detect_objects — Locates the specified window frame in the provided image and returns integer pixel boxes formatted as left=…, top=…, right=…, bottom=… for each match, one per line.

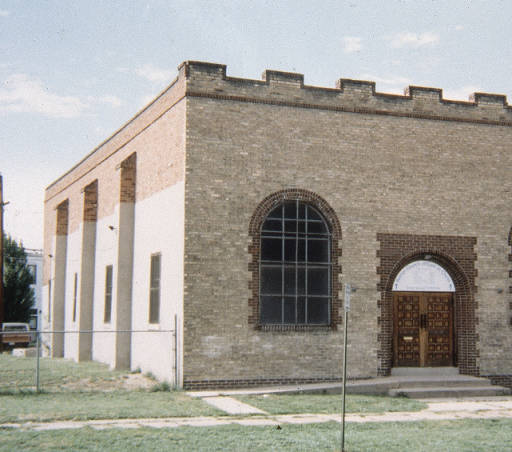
left=259, top=200, right=332, bottom=326
left=72, top=272, right=78, bottom=323
left=104, top=265, right=113, bottom=324
left=27, top=264, right=37, bottom=284
left=248, top=189, right=342, bottom=331
left=149, top=253, right=161, bottom=324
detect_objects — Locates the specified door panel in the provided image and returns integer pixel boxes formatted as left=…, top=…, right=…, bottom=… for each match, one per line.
left=425, top=294, right=453, bottom=366
left=393, top=292, right=453, bottom=367
left=394, top=294, right=421, bottom=366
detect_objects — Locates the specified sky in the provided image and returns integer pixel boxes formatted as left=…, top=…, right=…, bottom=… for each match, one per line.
left=1, top=0, right=511, bottom=249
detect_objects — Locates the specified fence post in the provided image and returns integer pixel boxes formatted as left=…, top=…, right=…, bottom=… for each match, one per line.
left=36, top=330, right=41, bottom=392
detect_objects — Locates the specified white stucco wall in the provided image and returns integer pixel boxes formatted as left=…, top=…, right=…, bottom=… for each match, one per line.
left=91, top=211, right=118, bottom=367
left=130, top=182, right=185, bottom=383
left=63, top=227, right=81, bottom=361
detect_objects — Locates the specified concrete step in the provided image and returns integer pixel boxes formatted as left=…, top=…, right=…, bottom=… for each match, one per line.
left=391, top=367, right=459, bottom=377
left=344, top=374, right=494, bottom=396
left=190, top=374, right=511, bottom=400
left=389, top=385, right=511, bottom=399
left=384, top=375, right=493, bottom=389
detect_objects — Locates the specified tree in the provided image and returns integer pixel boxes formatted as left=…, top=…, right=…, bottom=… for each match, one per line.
left=2, top=235, right=34, bottom=323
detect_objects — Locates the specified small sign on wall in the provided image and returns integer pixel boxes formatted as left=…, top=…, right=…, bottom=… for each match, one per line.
left=344, top=283, right=351, bottom=312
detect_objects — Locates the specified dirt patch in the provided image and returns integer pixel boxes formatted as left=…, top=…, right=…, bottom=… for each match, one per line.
left=59, top=373, right=156, bottom=392
left=121, top=373, right=155, bottom=390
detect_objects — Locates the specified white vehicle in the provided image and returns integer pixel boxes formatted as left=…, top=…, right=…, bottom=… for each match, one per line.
left=1, top=323, right=33, bottom=348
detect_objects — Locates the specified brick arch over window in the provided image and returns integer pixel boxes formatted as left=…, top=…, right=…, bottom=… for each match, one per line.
left=377, top=234, right=478, bottom=376
left=249, top=189, right=342, bottom=330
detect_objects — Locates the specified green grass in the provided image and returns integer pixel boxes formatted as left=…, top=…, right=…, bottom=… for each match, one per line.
left=0, top=353, right=221, bottom=421
left=0, top=391, right=222, bottom=423
left=234, top=393, right=427, bottom=415
left=1, top=419, right=511, bottom=451
left=0, top=354, right=129, bottom=393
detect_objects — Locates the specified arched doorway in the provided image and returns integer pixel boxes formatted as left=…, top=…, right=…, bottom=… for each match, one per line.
left=377, top=233, right=478, bottom=376
left=392, top=260, right=455, bottom=367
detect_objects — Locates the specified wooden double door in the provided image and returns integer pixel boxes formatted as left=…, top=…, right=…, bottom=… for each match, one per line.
left=393, top=292, right=454, bottom=367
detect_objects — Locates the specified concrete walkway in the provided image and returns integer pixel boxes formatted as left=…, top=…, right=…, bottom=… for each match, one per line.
left=201, top=396, right=268, bottom=415
left=2, top=396, right=512, bottom=431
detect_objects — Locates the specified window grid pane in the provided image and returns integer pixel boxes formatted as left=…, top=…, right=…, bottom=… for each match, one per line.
left=260, top=200, right=331, bottom=325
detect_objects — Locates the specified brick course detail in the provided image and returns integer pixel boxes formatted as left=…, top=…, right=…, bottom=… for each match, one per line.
left=184, top=376, right=341, bottom=390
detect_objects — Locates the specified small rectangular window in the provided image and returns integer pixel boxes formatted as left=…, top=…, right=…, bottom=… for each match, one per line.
left=48, top=280, right=52, bottom=322
left=27, top=264, right=37, bottom=284
left=72, top=273, right=78, bottom=322
left=149, top=254, right=161, bottom=324
left=104, top=265, right=113, bottom=323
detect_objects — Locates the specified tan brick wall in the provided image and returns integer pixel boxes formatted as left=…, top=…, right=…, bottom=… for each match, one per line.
left=43, top=60, right=512, bottom=386
left=182, top=63, right=512, bottom=384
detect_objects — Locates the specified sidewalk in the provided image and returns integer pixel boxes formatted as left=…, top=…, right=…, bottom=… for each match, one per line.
left=2, top=396, right=512, bottom=431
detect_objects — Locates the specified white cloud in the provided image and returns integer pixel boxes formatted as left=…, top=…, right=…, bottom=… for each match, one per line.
left=443, top=85, right=481, bottom=101
left=0, top=74, right=87, bottom=118
left=135, top=64, right=174, bottom=83
left=0, top=74, right=124, bottom=118
left=101, top=95, right=122, bottom=107
left=359, top=73, right=411, bottom=94
left=389, top=32, right=440, bottom=48
left=0, top=10, right=10, bottom=17
left=342, top=36, right=362, bottom=53
left=90, top=95, right=123, bottom=108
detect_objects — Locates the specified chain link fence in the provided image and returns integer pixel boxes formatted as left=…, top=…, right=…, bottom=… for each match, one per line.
left=0, top=328, right=176, bottom=393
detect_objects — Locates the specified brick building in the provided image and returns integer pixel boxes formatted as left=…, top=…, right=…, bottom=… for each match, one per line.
left=42, top=61, right=512, bottom=389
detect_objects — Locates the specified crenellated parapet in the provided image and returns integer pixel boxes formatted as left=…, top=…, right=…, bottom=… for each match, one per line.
left=180, top=60, right=512, bottom=125
left=46, top=59, right=512, bottom=199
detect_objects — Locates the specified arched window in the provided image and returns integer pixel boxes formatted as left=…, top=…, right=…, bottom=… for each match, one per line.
left=259, top=200, right=331, bottom=325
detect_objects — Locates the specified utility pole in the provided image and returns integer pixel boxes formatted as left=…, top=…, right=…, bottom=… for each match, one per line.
left=341, top=283, right=351, bottom=452
left=0, top=174, right=9, bottom=333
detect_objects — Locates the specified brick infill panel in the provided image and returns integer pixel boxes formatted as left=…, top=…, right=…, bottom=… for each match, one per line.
left=83, top=180, right=98, bottom=222
left=56, top=200, right=69, bottom=236
left=120, top=153, right=137, bottom=203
